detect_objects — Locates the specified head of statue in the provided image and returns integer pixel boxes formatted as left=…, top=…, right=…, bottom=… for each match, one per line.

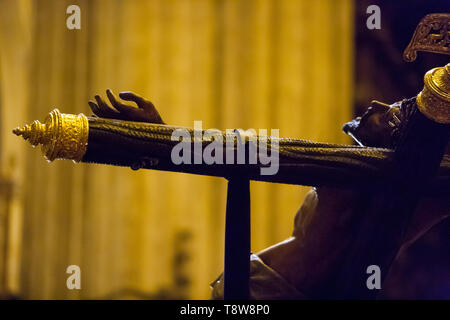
left=343, top=98, right=450, bottom=154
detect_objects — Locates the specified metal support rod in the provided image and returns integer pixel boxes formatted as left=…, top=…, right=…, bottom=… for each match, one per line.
left=223, top=177, right=251, bottom=300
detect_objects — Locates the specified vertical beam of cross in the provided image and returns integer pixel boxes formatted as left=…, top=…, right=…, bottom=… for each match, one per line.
left=223, top=177, right=251, bottom=300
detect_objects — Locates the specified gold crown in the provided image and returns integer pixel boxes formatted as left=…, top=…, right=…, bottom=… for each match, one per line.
left=12, top=109, right=89, bottom=162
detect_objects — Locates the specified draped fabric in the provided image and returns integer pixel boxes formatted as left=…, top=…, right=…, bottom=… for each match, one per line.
left=0, top=0, right=353, bottom=299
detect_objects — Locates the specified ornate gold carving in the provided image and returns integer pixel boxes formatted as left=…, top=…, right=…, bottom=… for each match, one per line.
left=403, top=13, right=450, bottom=62
left=12, top=109, right=89, bottom=162
left=417, top=63, right=450, bottom=124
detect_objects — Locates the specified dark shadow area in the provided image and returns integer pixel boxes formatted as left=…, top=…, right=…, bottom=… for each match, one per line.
left=355, top=0, right=450, bottom=299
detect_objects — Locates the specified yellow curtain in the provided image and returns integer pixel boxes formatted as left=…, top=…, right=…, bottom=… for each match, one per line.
left=0, top=0, right=353, bottom=299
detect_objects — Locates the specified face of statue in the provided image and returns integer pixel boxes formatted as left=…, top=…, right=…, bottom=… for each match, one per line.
left=343, top=101, right=402, bottom=148
left=344, top=100, right=450, bottom=154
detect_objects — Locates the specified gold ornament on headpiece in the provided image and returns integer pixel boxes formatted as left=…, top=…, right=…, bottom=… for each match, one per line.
left=416, top=63, right=450, bottom=124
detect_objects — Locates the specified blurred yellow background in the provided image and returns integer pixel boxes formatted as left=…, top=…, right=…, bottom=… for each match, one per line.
left=0, top=0, right=352, bottom=299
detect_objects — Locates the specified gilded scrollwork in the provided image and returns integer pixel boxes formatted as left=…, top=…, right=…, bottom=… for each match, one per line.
left=403, top=13, right=450, bottom=62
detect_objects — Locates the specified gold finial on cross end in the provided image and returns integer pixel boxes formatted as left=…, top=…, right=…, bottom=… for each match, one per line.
left=13, top=109, right=89, bottom=162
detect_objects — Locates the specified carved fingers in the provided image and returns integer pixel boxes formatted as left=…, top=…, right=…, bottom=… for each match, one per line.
left=88, top=89, right=164, bottom=124
left=88, top=94, right=119, bottom=119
